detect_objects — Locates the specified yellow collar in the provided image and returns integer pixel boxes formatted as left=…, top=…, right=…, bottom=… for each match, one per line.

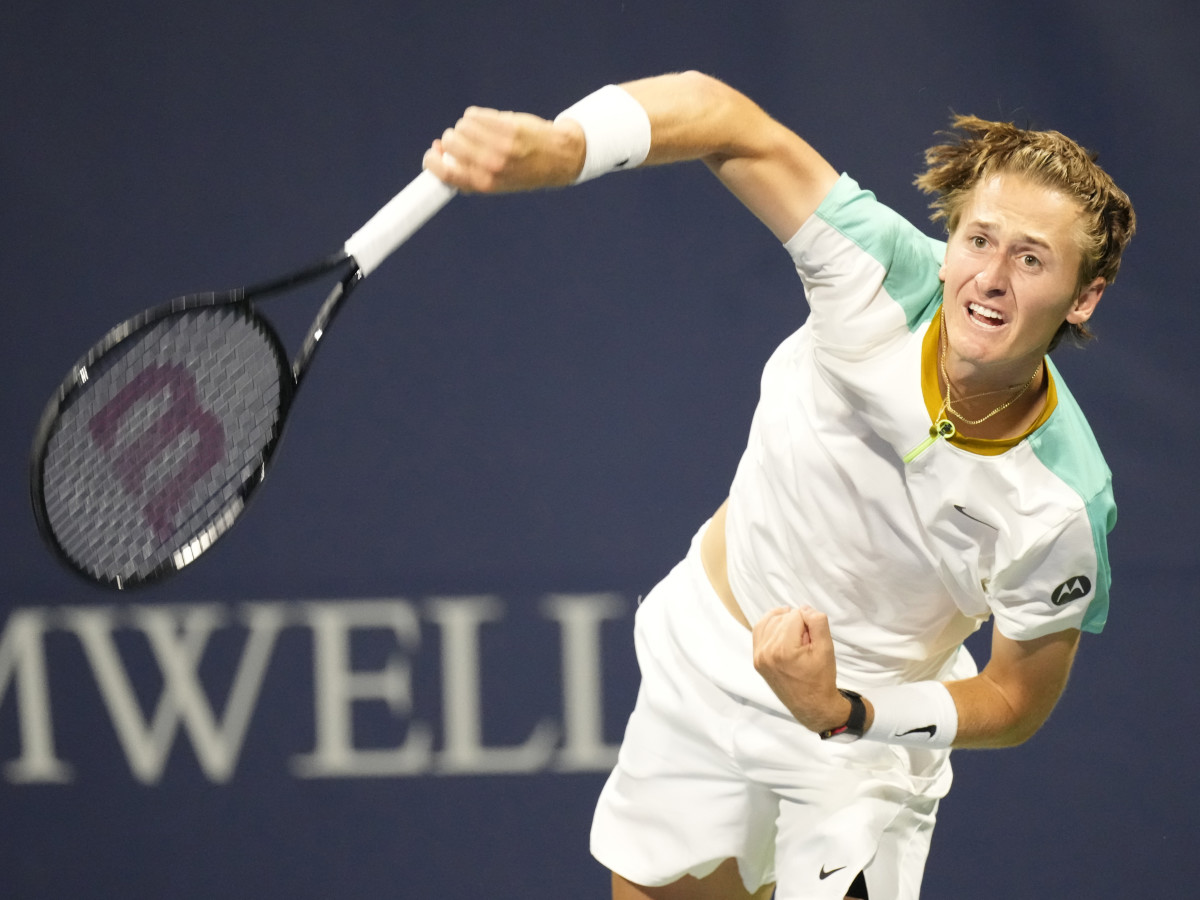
left=920, top=306, right=1056, bottom=456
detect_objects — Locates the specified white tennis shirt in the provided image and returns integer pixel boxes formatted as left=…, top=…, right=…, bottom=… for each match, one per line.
left=724, top=175, right=1115, bottom=689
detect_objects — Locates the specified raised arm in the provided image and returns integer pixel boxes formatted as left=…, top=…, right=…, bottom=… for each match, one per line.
left=423, top=71, right=839, bottom=241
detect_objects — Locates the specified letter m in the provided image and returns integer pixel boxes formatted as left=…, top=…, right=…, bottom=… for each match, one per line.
left=0, top=607, right=72, bottom=783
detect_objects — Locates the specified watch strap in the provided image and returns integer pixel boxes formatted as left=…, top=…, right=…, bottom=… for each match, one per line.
left=819, top=689, right=866, bottom=742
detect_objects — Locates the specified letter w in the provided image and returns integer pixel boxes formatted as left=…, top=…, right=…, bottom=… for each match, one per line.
left=66, top=604, right=283, bottom=784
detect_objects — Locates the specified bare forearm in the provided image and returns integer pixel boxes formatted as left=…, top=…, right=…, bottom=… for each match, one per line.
left=426, top=72, right=837, bottom=240
left=851, top=676, right=1049, bottom=750
left=617, top=72, right=772, bottom=166
left=941, top=627, right=1080, bottom=748
left=822, top=669, right=1064, bottom=750
left=622, top=72, right=838, bottom=238
left=941, top=676, right=1038, bottom=748
left=946, top=665, right=1073, bottom=748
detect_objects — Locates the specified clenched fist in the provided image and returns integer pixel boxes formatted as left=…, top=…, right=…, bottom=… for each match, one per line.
left=751, top=606, right=850, bottom=734
left=423, top=107, right=585, bottom=194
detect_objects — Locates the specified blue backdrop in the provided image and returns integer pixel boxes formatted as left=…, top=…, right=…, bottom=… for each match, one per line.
left=3, top=2, right=1197, bottom=897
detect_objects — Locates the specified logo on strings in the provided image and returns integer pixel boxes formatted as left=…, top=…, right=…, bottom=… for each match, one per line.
left=89, top=364, right=225, bottom=541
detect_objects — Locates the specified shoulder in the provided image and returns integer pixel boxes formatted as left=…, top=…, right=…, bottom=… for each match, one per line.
left=1027, top=362, right=1114, bottom=511
left=998, top=371, right=1115, bottom=636
left=788, top=176, right=943, bottom=256
left=784, top=174, right=947, bottom=329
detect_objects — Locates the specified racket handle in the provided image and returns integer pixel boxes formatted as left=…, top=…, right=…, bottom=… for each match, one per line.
left=345, top=170, right=457, bottom=277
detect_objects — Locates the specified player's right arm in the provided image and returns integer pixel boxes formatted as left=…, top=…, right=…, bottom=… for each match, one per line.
left=424, top=71, right=839, bottom=241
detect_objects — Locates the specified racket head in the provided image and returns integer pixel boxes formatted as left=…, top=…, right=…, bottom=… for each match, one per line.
left=31, top=293, right=296, bottom=589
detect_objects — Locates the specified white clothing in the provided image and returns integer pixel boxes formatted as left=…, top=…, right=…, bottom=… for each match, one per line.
left=591, top=527, right=959, bottom=900
left=591, top=173, right=1116, bottom=897
left=725, top=175, right=1115, bottom=690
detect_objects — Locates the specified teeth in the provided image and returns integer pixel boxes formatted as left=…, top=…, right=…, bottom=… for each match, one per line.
left=969, top=302, right=1004, bottom=324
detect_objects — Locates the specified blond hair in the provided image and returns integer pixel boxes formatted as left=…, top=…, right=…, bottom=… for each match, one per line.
left=915, top=115, right=1136, bottom=347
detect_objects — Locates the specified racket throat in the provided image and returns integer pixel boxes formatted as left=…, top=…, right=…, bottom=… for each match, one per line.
left=293, top=269, right=363, bottom=385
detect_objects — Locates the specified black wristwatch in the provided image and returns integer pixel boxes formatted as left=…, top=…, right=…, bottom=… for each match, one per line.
left=819, top=689, right=866, bottom=743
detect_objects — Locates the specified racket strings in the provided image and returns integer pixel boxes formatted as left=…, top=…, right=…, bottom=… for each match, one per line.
left=39, top=306, right=288, bottom=584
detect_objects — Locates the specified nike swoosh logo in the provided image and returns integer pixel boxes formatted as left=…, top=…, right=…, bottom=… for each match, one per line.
left=954, top=504, right=998, bottom=530
left=819, top=865, right=846, bottom=880
left=897, top=724, right=937, bottom=738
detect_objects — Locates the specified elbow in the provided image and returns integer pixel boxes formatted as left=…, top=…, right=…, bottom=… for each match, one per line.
left=675, top=69, right=726, bottom=95
left=991, top=677, right=1064, bottom=748
left=956, top=708, right=1049, bottom=750
left=676, top=70, right=744, bottom=130
left=989, top=716, right=1046, bottom=748
left=988, top=690, right=1062, bottom=748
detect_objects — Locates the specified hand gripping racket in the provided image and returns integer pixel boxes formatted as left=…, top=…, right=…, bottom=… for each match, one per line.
left=30, top=170, right=456, bottom=589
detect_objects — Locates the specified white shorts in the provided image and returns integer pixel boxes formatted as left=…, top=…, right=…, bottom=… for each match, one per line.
left=590, top=527, right=955, bottom=900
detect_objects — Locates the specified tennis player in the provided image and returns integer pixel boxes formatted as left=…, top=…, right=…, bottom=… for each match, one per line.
left=423, top=72, right=1135, bottom=900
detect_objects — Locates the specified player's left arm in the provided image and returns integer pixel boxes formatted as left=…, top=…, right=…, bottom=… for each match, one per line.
left=752, top=607, right=1081, bottom=748
left=942, top=626, right=1081, bottom=748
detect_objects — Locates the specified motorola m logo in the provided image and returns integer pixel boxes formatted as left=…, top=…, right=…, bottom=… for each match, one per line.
left=1051, top=576, right=1092, bottom=606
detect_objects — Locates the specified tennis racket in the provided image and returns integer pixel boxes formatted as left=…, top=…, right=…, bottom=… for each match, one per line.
left=30, top=169, right=456, bottom=590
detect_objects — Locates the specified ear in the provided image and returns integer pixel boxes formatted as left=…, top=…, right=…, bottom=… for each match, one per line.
left=1066, top=276, right=1105, bottom=325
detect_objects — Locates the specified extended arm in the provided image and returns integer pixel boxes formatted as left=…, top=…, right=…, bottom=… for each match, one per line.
left=423, top=71, right=839, bottom=241
left=752, top=607, right=1080, bottom=749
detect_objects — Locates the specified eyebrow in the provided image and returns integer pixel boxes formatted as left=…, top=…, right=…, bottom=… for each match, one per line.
left=966, top=218, right=1055, bottom=252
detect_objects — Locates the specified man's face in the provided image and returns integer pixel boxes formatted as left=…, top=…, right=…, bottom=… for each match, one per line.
left=938, top=172, right=1104, bottom=384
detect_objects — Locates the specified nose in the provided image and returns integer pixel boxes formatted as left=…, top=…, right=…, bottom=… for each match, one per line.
left=974, top=254, right=1009, bottom=296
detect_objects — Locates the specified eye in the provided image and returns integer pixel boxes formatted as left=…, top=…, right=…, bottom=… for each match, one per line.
left=971, top=236, right=988, bottom=249
left=1021, top=254, right=1041, bottom=268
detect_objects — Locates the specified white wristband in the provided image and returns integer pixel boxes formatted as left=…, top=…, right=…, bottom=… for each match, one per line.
left=864, top=682, right=958, bottom=749
left=555, top=85, right=652, bottom=184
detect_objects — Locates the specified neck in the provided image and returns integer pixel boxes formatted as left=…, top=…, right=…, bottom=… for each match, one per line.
left=938, top=312, right=1047, bottom=438
left=940, top=365, right=1047, bottom=438
left=942, top=353, right=1043, bottom=399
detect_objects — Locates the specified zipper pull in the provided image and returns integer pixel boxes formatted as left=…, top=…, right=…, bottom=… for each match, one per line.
left=903, top=419, right=956, bottom=464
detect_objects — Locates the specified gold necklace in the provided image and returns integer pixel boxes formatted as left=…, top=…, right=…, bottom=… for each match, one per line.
left=938, top=308, right=1041, bottom=426
left=903, top=310, right=1043, bottom=464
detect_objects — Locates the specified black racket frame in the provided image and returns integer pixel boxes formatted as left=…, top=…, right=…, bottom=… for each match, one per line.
left=30, top=250, right=362, bottom=589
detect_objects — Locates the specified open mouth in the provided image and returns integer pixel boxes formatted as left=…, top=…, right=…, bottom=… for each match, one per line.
left=967, top=301, right=1006, bottom=328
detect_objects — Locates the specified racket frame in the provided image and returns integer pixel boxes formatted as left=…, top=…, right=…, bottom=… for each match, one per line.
left=30, top=169, right=455, bottom=589
left=29, top=253, right=358, bottom=588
